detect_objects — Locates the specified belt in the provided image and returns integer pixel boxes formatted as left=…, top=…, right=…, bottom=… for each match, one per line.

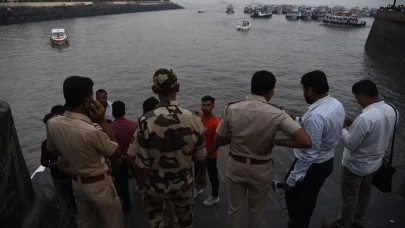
left=72, top=173, right=106, bottom=184
left=231, top=154, right=272, bottom=165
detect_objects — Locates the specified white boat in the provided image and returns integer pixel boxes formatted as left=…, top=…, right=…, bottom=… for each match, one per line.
left=236, top=20, right=252, bottom=31
left=198, top=9, right=205, bottom=13
left=50, top=29, right=68, bottom=45
left=251, top=5, right=273, bottom=18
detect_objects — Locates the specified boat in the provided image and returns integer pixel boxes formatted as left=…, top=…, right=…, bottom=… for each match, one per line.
left=50, top=29, right=68, bottom=45
left=298, top=7, right=311, bottom=19
left=226, top=4, right=234, bottom=14
left=311, top=7, right=327, bottom=20
left=236, top=20, right=252, bottom=31
left=286, top=8, right=298, bottom=19
left=198, top=9, right=205, bottom=13
left=272, top=5, right=282, bottom=14
left=251, top=5, right=272, bottom=18
left=321, top=14, right=366, bottom=27
left=243, top=5, right=253, bottom=14
left=219, top=0, right=226, bottom=4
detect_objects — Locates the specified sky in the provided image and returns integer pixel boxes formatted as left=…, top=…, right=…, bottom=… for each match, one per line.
left=189, top=0, right=405, bottom=8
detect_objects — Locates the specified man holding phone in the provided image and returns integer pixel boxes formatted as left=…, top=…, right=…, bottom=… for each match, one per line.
left=46, top=76, right=124, bottom=228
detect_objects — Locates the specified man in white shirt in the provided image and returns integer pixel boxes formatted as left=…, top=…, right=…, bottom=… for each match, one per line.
left=96, top=89, right=114, bottom=123
left=283, top=70, right=345, bottom=228
left=322, top=80, right=398, bottom=228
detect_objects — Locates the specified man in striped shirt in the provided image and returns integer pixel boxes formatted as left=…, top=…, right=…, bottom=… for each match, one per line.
left=110, top=100, right=138, bottom=213
left=284, top=70, right=345, bottom=228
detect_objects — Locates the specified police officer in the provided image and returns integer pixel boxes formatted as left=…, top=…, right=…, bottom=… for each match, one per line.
left=46, top=76, right=124, bottom=228
left=208, top=70, right=312, bottom=228
left=134, top=68, right=207, bottom=228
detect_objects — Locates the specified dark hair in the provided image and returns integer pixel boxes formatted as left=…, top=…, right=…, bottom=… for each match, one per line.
left=143, top=97, right=159, bottom=114
left=50, top=105, right=65, bottom=114
left=43, top=113, right=56, bottom=124
left=301, top=70, right=329, bottom=94
left=352, top=79, right=379, bottom=97
left=63, top=76, right=94, bottom=110
left=96, top=89, right=107, bottom=95
left=251, top=71, right=276, bottom=96
left=201, top=95, right=215, bottom=104
left=112, top=101, right=125, bottom=118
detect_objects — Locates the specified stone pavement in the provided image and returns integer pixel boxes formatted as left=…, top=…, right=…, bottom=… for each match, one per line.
left=124, top=143, right=405, bottom=228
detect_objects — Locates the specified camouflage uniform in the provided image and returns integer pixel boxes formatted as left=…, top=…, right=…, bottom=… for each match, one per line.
left=135, top=69, right=207, bottom=228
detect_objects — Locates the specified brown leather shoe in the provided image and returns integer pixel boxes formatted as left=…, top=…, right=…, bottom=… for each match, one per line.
left=321, top=218, right=338, bottom=228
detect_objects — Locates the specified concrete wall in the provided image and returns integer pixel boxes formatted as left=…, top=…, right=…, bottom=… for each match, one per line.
left=0, top=101, right=75, bottom=228
left=0, top=2, right=183, bottom=25
left=0, top=101, right=34, bottom=228
left=365, top=11, right=405, bottom=69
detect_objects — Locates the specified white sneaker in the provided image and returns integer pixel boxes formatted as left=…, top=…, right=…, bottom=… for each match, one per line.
left=193, top=187, right=203, bottom=198
left=202, top=195, right=219, bottom=206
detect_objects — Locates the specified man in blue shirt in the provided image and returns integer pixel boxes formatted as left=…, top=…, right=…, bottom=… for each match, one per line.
left=283, top=70, right=345, bottom=228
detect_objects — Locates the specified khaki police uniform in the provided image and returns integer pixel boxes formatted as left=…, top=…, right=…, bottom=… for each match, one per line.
left=135, top=100, right=206, bottom=228
left=216, top=94, right=301, bottom=228
left=46, top=111, right=124, bottom=228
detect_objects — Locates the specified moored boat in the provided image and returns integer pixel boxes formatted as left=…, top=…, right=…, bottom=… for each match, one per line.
left=243, top=5, right=253, bottom=14
left=321, top=14, right=366, bottom=27
left=236, top=20, right=252, bottom=31
left=50, top=29, right=68, bottom=45
left=251, top=5, right=272, bottom=18
left=286, top=9, right=298, bottom=20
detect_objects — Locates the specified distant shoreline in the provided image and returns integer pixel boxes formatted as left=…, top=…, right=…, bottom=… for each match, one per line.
left=0, top=2, right=184, bottom=25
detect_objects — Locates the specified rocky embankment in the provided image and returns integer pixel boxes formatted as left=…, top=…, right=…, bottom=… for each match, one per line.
left=0, top=3, right=184, bottom=25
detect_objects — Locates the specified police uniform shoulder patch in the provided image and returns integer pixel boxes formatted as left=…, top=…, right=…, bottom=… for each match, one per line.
left=91, top=123, right=103, bottom=131
left=268, top=103, right=285, bottom=111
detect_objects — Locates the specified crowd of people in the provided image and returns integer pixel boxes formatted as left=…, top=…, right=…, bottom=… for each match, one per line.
left=381, top=4, right=405, bottom=12
left=41, top=68, right=398, bottom=228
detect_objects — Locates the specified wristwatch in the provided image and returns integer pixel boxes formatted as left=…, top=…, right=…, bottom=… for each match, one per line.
left=136, top=186, right=145, bottom=195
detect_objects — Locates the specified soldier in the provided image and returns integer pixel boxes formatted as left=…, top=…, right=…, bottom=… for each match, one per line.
left=208, top=70, right=312, bottom=228
left=134, top=68, right=207, bottom=228
left=46, top=76, right=124, bottom=228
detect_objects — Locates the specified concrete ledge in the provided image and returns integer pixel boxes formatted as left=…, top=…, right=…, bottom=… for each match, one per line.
left=376, top=10, right=405, bottom=22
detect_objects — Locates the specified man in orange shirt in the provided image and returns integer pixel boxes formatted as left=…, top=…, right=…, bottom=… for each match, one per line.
left=196, top=95, right=220, bottom=206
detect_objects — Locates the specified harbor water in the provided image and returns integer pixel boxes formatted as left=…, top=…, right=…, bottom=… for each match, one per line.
left=0, top=4, right=404, bottom=174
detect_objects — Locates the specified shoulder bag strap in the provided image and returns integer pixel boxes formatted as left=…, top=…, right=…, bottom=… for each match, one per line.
left=387, top=104, right=398, bottom=166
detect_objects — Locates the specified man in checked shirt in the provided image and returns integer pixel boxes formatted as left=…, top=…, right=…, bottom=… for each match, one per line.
left=283, top=70, right=345, bottom=228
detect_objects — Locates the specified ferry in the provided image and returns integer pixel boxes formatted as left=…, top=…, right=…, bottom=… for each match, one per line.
left=321, top=14, right=366, bottom=27
left=243, top=5, right=253, bottom=14
left=251, top=5, right=273, bottom=18
left=311, top=7, right=327, bottom=20
left=50, top=29, right=68, bottom=45
left=286, top=9, right=298, bottom=20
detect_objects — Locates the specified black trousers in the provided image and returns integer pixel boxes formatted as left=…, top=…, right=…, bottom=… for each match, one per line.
left=285, top=158, right=334, bottom=228
left=195, top=157, right=220, bottom=198
left=113, top=163, right=131, bottom=211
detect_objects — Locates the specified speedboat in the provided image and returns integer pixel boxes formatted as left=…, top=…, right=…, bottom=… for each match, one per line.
left=50, top=29, right=68, bottom=45
left=237, top=20, right=252, bottom=31
left=198, top=9, right=205, bottom=13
